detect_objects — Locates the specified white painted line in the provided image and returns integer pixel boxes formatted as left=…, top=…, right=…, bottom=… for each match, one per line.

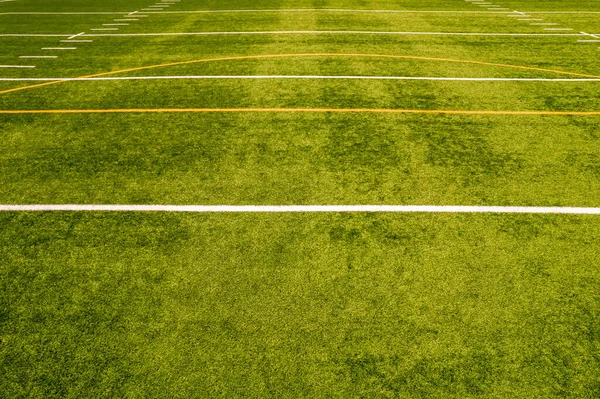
left=581, top=32, right=600, bottom=39
left=2, top=75, right=600, bottom=82
left=60, top=39, right=92, bottom=42
left=114, top=18, right=138, bottom=21
left=518, top=18, right=543, bottom=21
left=129, top=11, right=138, bottom=15
left=67, top=32, right=85, bottom=39
left=2, top=10, right=600, bottom=15
left=120, top=9, right=533, bottom=14
left=544, top=28, right=573, bottom=31
left=0, top=65, right=35, bottom=68
left=81, top=30, right=586, bottom=37
left=0, top=34, right=72, bottom=37
left=0, top=12, right=128, bottom=15
left=578, top=40, right=600, bottom=43
left=530, top=23, right=557, bottom=25
left=19, top=55, right=57, bottom=59
left=2, top=204, right=600, bottom=214
left=90, top=28, right=119, bottom=31
left=41, top=47, right=76, bottom=50
left=103, top=23, right=129, bottom=26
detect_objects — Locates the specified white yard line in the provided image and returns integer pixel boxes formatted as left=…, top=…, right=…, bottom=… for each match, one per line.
left=41, top=47, right=76, bottom=50
left=2, top=10, right=600, bottom=15
left=19, top=55, right=57, bottom=59
left=0, top=34, right=72, bottom=37
left=79, top=30, right=586, bottom=37
left=1, top=75, right=600, bottom=82
left=67, top=32, right=85, bottom=39
left=0, top=65, right=35, bottom=68
left=1, top=204, right=599, bottom=214
left=60, top=39, right=92, bottom=43
left=2, top=31, right=581, bottom=38
left=0, top=12, right=129, bottom=15
left=138, top=9, right=510, bottom=14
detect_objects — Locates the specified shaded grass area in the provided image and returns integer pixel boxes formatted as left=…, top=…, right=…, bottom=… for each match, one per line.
left=1, top=113, right=600, bottom=206
left=1, top=212, right=600, bottom=398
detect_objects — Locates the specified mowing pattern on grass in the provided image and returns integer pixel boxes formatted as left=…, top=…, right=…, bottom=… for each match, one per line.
left=1, top=1, right=600, bottom=398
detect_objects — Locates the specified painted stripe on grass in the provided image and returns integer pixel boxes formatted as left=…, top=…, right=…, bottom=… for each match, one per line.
left=2, top=53, right=598, bottom=97
left=0, top=31, right=583, bottom=38
left=134, top=9, right=529, bottom=14
left=1, top=204, right=599, bottom=214
left=0, top=65, right=34, bottom=68
left=81, top=30, right=585, bottom=37
left=19, top=55, right=57, bottom=59
left=1, top=108, right=599, bottom=116
left=1, top=75, right=600, bottom=82
left=3, top=10, right=600, bottom=15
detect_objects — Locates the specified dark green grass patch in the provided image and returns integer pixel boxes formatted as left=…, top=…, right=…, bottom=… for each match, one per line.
left=1, top=212, right=600, bottom=398
left=1, top=113, right=599, bottom=206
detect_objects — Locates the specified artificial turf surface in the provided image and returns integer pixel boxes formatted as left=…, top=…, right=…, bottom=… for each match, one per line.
left=1, top=0, right=600, bottom=397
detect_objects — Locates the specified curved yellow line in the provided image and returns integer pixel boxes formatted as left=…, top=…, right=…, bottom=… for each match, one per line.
left=1, top=53, right=599, bottom=96
left=1, top=108, right=599, bottom=116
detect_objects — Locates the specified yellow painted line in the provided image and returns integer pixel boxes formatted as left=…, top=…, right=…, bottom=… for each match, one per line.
left=1, top=108, right=599, bottom=116
left=1, top=53, right=600, bottom=96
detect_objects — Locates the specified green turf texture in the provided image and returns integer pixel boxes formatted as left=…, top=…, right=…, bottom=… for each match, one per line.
left=1, top=0, right=600, bottom=398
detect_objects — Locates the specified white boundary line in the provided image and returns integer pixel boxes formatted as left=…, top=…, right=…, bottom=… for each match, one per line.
left=2, top=10, right=600, bottom=15
left=1, top=204, right=599, bottom=214
left=0, top=65, right=35, bottom=68
left=0, top=31, right=585, bottom=38
left=1, top=75, right=599, bottom=82
left=80, top=30, right=585, bottom=37
left=0, top=10, right=532, bottom=15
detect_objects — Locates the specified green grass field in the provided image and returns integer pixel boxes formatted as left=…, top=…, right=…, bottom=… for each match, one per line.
left=1, top=0, right=600, bottom=397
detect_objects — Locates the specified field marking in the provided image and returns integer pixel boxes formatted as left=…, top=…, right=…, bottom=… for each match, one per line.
left=0, top=34, right=72, bottom=37
left=80, top=30, right=586, bottom=37
left=2, top=52, right=599, bottom=97
left=60, top=40, right=92, bottom=43
left=19, top=56, right=57, bottom=59
left=41, top=47, right=76, bottom=50
left=0, top=31, right=584, bottom=38
left=0, top=12, right=128, bottom=15
left=1, top=108, right=599, bottom=116
left=67, top=32, right=85, bottom=39
left=1, top=75, right=600, bottom=82
left=1, top=204, right=599, bottom=214
left=2, top=10, right=600, bottom=15
left=0, top=65, right=34, bottom=68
